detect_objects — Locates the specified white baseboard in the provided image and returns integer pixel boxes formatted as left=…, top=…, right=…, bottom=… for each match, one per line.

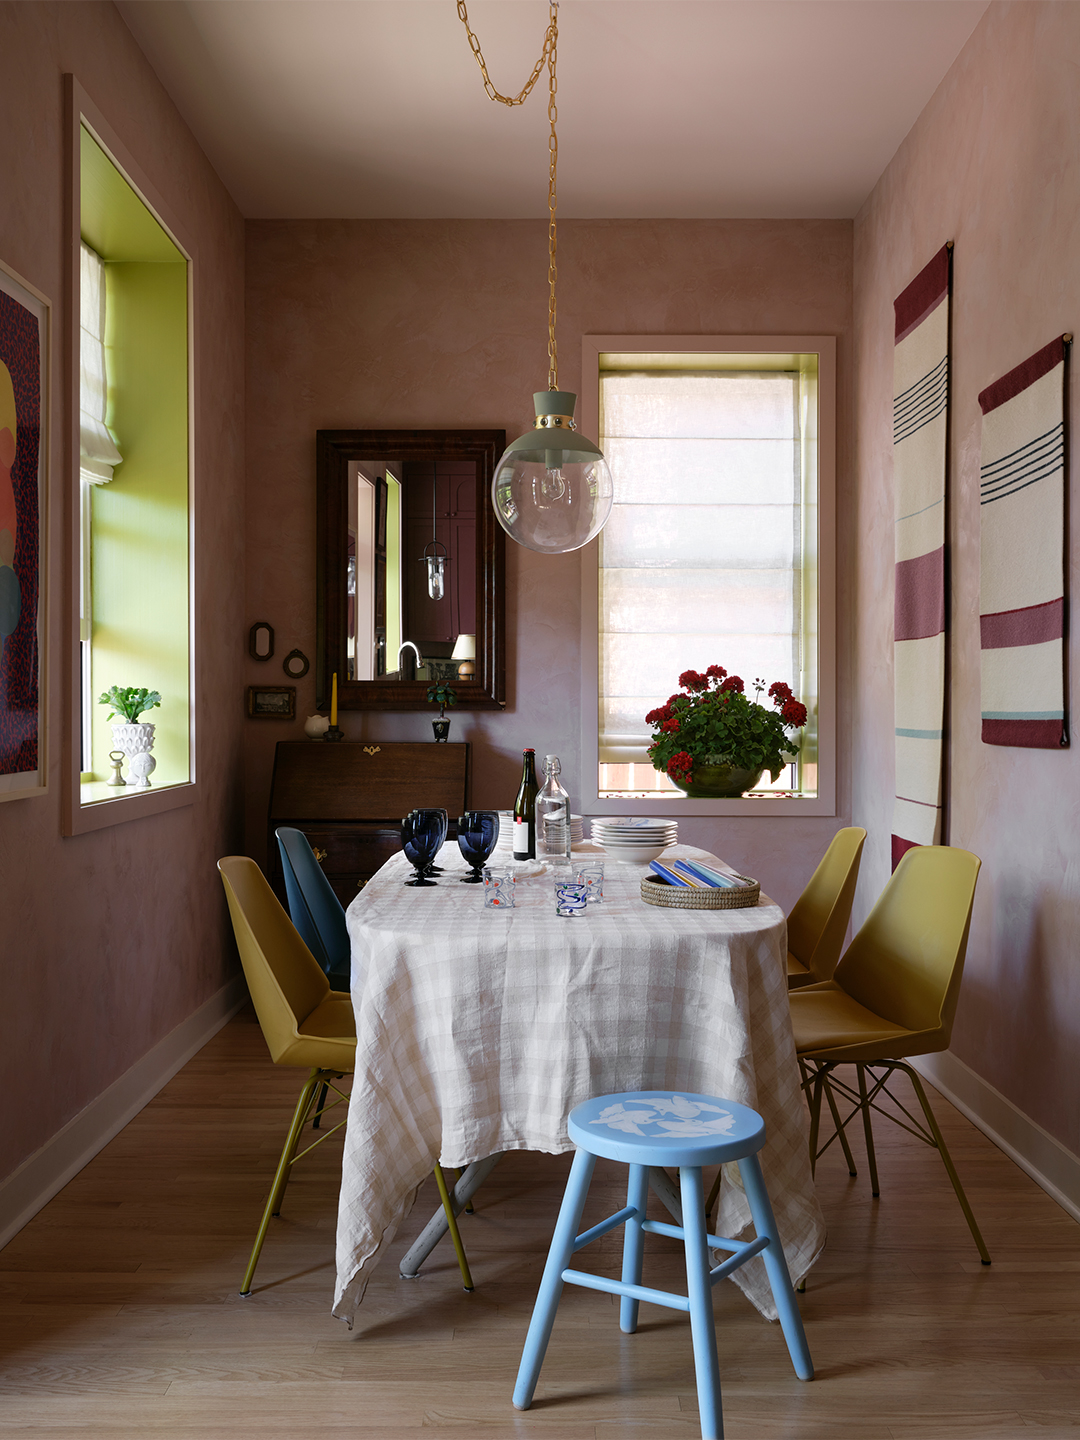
left=0, top=974, right=248, bottom=1251
left=912, top=1050, right=1080, bottom=1224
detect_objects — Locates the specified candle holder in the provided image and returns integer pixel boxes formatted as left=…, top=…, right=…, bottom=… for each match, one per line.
left=323, top=726, right=345, bottom=742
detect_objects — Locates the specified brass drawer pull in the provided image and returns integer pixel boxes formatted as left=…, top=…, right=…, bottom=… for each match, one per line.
left=312, top=846, right=328, bottom=864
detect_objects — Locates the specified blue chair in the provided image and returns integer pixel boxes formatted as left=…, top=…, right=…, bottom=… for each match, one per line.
left=513, top=1091, right=813, bottom=1439
left=275, top=827, right=351, bottom=993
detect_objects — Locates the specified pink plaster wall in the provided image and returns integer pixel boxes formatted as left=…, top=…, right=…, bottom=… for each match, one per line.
left=244, top=217, right=854, bottom=908
left=0, top=3, right=246, bottom=1184
left=852, top=2, right=1080, bottom=1151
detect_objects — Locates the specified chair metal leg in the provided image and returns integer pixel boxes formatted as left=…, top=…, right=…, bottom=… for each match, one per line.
left=399, top=1155, right=502, bottom=1278
left=806, top=1065, right=825, bottom=1178
left=312, top=1081, right=330, bottom=1130
left=856, top=1064, right=880, bottom=1196
left=704, top=1166, right=723, bottom=1221
left=240, top=1068, right=325, bottom=1296
left=680, top=1166, right=724, bottom=1440
left=737, top=1154, right=814, bottom=1380
left=897, top=1063, right=991, bottom=1266
left=433, top=1163, right=475, bottom=1291
left=513, top=1149, right=597, bottom=1412
left=820, top=1067, right=859, bottom=1177
left=619, top=1163, right=649, bottom=1334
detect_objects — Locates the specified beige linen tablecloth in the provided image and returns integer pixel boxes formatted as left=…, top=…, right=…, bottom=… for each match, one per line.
left=333, top=846, right=825, bottom=1326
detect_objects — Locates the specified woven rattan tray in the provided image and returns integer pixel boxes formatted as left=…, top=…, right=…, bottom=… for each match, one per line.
left=640, top=873, right=760, bottom=910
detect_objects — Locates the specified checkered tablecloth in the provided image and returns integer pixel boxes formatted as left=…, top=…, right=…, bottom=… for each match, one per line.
left=333, top=846, right=825, bottom=1325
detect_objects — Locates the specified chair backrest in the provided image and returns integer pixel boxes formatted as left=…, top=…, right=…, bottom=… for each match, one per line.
left=835, top=845, right=981, bottom=1040
left=217, top=856, right=331, bottom=1063
left=787, top=827, right=867, bottom=984
left=275, top=827, right=351, bottom=977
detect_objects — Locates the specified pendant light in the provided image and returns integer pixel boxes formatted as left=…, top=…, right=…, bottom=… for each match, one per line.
left=422, top=469, right=448, bottom=599
left=458, top=0, right=614, bottom=555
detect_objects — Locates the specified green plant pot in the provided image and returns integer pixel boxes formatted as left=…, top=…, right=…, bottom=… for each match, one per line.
left=669, top=762, right=764, bottom=799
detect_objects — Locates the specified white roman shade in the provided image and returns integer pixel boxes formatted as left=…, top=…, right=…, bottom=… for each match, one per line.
left=80, top=242, right=122, bottom=486
left=598, top=368, right=806, bottom=767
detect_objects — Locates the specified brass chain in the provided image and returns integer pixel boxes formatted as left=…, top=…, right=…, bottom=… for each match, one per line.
left=457, top=1, right=561, bottom=391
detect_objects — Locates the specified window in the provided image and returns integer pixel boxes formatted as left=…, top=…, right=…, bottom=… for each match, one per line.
left=67, top=90, right=195, bottom=830
left=579, top=337, right=836, bottom=817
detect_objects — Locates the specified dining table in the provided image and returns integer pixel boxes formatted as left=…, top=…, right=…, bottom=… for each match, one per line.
left=332, top=843, right=825, bottom=1328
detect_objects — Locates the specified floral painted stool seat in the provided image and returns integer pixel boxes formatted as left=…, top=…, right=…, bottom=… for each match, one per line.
left=512, top=1091, right=814, bottom=1440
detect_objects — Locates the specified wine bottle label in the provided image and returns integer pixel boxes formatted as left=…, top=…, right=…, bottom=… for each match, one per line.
left=513, top=817, right=532, bottom=858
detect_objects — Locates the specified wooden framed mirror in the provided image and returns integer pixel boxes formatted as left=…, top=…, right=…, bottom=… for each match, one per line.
left=316, top=429, right=506, bottom=711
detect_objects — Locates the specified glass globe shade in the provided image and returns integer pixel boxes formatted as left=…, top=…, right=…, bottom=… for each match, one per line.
left=491, top=392, right=614, bottom=555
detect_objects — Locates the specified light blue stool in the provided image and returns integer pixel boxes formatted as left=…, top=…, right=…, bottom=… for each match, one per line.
left=513, top=1091, right=813, bottom=1439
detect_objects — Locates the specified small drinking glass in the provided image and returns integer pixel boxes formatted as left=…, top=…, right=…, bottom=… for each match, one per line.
left=554, top=878, right=588, bottom=917
left=573, top=861, right=605, bottom=903
left=458, top=811, right=500, bottom=883
left=483, top=866, right=516, bottom=908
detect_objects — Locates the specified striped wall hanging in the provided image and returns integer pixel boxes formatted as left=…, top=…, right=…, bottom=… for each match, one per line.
left=978, top=337, right=1069, bottom=749
left=891, top=245, right=951, bottom=870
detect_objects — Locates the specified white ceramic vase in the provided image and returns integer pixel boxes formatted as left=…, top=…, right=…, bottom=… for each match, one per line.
left=111, top=722, right=156, bottom=786
left=304, top=714, right=330, bottom=740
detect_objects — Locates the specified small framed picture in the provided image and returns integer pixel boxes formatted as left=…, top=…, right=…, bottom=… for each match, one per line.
left=247, top=685, right=296, bottom=719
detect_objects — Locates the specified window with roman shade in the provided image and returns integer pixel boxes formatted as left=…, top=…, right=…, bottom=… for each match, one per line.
left=596, top=353, right=819, bottom=800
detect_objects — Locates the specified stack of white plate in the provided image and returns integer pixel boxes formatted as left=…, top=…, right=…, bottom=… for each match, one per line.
left=591, top=817, right=678, bottom=865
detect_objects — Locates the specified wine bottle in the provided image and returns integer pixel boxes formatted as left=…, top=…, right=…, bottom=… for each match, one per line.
left=513, top=748, right=539, bottom=860
left=536, top=754, right=571, bottom=865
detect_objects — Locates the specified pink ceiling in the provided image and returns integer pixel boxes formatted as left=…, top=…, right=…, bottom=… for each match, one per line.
left=117, top=0, right=990, bottom=219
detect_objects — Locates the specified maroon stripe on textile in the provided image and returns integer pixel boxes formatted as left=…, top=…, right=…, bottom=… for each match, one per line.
left=891, top=834, right=921, bottom=871
left=980, top=597, right=1064, bottom=650
left=895, top=547, right=945, bottom=641
left=894, top=246, right=950, bottom=344
left=979, top=337, right=1065, bottom=414
left=982, top=717, right=1064, bottom=748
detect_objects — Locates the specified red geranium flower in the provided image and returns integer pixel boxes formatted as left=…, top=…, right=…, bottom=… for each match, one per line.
left=661, top=717, right=680, bottom=733
left=645, top=704, right=673, bottom=726
left=719, top=675, right=744, bottom=693
left=678, top=669, right=709, bottom=693
left=705, top=664, right=727, bottom=680
left=769, top=681, right=793, bottom=703
left=781, top=699, right=808, bottom=728
left=667, top=751, right=694, bottom=782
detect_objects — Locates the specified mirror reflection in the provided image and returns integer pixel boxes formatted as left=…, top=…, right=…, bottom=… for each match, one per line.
left=346, top=457, right=477, bottom=685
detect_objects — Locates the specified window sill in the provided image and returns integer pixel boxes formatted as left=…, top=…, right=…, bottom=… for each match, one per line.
left=580, top=794, right=835, bottom=818
left=66, top=779, right=196, bottom=835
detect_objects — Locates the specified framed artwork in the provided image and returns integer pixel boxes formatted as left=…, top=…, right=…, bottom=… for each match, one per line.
left=247, top=685, right=296, bottom=719
left=0, top=258, right=48, bottom=802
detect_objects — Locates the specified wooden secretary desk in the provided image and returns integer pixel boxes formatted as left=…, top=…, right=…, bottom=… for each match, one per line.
left=267, top=741, right=469, bottom=908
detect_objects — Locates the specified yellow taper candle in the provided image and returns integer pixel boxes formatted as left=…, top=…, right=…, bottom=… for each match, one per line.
left=330, top=672, right=338, bottom=727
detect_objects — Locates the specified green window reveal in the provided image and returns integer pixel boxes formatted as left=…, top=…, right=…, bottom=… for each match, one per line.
left=79, top=126, right=191, bottom=800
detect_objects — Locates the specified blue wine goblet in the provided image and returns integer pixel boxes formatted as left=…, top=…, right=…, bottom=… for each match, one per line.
left=457, top=811, right=500, bottom=883
left=401, top=812, right=440, bottom=887
left=415, top=807, right=448, bottom=875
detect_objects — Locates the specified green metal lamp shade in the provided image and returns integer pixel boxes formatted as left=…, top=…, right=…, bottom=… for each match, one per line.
left=492, top=391, right=614, bottom=554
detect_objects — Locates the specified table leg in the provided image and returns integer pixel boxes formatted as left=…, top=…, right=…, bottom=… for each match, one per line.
left=399, top=1154, right=503, bottom=1278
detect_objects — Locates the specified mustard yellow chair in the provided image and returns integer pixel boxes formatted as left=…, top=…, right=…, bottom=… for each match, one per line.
left=787, top=826, right=867, bottom=990
left=218, top=856, right=474, bottom=1296
left=789, top=844, right=990, bottom=1265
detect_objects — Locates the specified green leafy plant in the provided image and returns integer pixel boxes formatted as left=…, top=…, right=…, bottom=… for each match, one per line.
left=98, top=685, right=162, bottom=724
left=646, top=666, right=807, bottom=785
left=426, top=683, right=457, bottom=718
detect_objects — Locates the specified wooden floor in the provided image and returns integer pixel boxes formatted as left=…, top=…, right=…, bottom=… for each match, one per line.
left=2, top=1007, right=1079, bottom=1439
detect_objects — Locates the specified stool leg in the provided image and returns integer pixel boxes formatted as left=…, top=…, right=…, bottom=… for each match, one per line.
left=513, top=1149, right=596, bottom=1412
left=620, top=1163, right=649, bottom=1334
left=736, top=1154, right=814, bottom=1381
left=679, top=1166, right=724, bottom=1440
